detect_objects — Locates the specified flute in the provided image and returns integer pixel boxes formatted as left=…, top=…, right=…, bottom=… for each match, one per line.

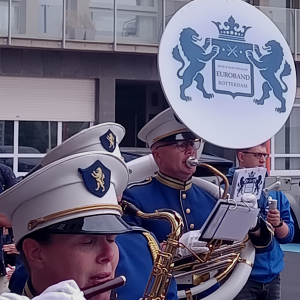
left=82, top=276, right=126, bottom=299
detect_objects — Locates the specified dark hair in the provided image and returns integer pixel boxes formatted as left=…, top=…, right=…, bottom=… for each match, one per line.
left=17, top=228, right=53, bottom=274
left=17, top=228, right=53, bottom=252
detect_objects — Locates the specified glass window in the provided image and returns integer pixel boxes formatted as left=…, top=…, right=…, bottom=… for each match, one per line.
left=275, top=157, right=300, bottom=170
left=18, top=157, right=42, bottom=173
left=274, top=107, right=300, bottom=154
left=246, top=0, right=292, bottom=7
left=19, top=121, right=57, bottom=154
left=1, top=0, right=26, bottom=36
left=0, top=158, right=13, bottom=169
left=165, top=0, right=191, bottom=26
left=0, top=121, right=14, bottom=153
left=90, top=0, right=114, bottom=42
left=39, top=0, right=63, bottom=39
left=62, top=122, right=90, bottom=141
left=116, top=0, right=162, bottom=44
left=0, top=0, right=8, bottom=36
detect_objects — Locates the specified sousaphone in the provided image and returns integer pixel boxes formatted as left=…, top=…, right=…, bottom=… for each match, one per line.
left=128, top=0, right=296, bottom=299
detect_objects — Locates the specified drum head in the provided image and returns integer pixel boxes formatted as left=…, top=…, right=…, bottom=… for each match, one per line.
left=158, top=0, right=296, bottom=149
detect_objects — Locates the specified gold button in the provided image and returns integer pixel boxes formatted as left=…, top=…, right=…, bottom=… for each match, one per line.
left=182, top=194, right=187, bottom=199
left=190, top=224, right=195, bottom=229
left=186, top=208, right=191, bottom=214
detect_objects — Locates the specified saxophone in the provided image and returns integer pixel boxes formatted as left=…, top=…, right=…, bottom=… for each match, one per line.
left=121, top=200, right=184, bottom=300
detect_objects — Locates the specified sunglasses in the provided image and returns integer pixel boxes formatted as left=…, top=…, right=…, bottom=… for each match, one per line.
left=155, top=139, right=201, bottom=152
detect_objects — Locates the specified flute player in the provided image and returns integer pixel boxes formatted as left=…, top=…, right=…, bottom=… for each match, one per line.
left=0, top=151, right=131, bottom=300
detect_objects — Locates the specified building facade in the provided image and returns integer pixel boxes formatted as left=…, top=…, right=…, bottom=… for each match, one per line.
left=0, top=0, right=299, bottom=180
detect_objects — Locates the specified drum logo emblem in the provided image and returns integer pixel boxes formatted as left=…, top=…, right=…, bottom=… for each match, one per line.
left=172, top=16, right=291, bottom=113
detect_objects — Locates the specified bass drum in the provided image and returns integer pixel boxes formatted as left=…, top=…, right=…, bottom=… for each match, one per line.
left=126, top=154, right=255, bottom=300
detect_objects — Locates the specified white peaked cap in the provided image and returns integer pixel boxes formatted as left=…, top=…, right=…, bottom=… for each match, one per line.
left=41, top=123, right=125, bottom=167
left=0, top=152, right=131, bottom=245
left=138, top=108, right=191, bottom=147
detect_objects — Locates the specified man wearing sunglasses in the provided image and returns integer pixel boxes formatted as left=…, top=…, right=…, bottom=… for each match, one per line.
left=226, top=143, right=294, bottom=300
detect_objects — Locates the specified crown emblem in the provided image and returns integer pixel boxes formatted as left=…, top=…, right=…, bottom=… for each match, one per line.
left=212, top=16, right=251, bottom=42
left=248, top=171, right=256, bottom=178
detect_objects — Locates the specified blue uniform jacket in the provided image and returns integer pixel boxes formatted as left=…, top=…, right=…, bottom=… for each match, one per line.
left=0, top=163, right=18, bottom=276
left=116, top=228, right=178, bottom=300
left=9, top=229, right=178, bottom=300
left=227, top=167, right=294, bottom=283
left=122, top=172, right=217, bottom=243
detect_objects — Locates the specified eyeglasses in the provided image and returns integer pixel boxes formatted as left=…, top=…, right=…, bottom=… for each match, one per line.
left=243, top=152, right=269, bottom=159
left=155, top=139, right=201, bottom=152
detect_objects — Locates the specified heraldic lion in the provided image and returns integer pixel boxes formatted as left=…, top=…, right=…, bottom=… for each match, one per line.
left=246, top=40, right=291, bottom=113
left=172, top=28, right=219, bottom=101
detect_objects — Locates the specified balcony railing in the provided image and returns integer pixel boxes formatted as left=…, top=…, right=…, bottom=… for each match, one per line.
left=0, top=0, right=192, bottom=53
left=0, top=1, right=299, bottom=58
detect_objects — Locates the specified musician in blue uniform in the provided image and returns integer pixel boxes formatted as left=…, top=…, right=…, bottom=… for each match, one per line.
left=122, top=108, right=217, bottom=242
left=0, top=151, right=132, bottom=300
left=123, top=108, right=273, bottom=246
left=9, top=123, right=179, bottom=300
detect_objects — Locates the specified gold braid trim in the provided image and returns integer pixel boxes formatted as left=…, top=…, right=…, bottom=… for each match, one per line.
left=142, top=232, right=159, bottom=262
left=23, top=281, right=34, bottom=299
left=28, top=204, right=123, bottom=231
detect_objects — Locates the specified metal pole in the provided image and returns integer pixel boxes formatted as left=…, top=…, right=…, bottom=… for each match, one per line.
left=8, top=0, right=12, bottom=45
left=113, top=0, right=117, bottom=51
left=62, top=0, right=66, bottom=48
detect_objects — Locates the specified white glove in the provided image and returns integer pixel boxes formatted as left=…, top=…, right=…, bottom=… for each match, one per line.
left=176, top=230, right=209, bottom=258
left=241, top=193, right=258, bottom=229
left=0, top=294, right=29, bottom=300
left=35, top=280, right=86, bottom=300
left=241, top=193, right=258, bottom=209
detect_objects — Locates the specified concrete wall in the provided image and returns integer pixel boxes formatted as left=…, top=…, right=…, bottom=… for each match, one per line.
left=0, top=47, right=299, bottom=161
left=0, top=48, right=159, bottom=123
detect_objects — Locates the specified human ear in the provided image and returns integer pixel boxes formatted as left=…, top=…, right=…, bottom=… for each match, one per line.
left=152, top=150, right=162, bottom=165
left=237, top=152, right=244, bottom=164
left=22, top=239, right=47, bottom=270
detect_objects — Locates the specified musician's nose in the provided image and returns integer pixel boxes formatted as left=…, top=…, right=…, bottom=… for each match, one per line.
left=96, top=236, right=118, bottom=264
left=259, top=155, right=266, bottom=163
left=185, top=142, right=194, bottom=155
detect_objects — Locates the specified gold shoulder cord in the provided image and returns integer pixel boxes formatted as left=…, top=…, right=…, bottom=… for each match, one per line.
left=142, top=232, right=159, bottom=262
left=23, top=281, right=34, bottom=299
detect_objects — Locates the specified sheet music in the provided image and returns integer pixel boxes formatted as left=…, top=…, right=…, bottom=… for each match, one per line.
left=200, top=200, right=260, bottom=241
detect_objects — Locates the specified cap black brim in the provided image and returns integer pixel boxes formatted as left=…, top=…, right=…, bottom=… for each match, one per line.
left=45, top=214, right=132, bottom=235
left=159, top=132, right=198, bottom=143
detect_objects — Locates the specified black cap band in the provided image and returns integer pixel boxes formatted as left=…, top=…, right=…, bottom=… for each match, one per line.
left=45, top=215, right=132, bottom=235
left=158, top=132, right=198, bottom=143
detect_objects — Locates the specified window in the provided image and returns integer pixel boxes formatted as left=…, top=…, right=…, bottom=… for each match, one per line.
left=0, top=120, right=91, bottom=177
left=271, top=91, right=300, bottom=176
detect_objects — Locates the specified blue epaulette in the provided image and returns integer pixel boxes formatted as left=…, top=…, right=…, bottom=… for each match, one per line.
left=130, top=226, right=150, bottom=233
left=127, top=177, right=152, bottom=189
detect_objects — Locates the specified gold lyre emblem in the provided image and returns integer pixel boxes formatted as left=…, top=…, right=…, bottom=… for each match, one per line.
left=91, top=167, right=105, bottom=192
left=106, top=133, right=115, bottom=149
